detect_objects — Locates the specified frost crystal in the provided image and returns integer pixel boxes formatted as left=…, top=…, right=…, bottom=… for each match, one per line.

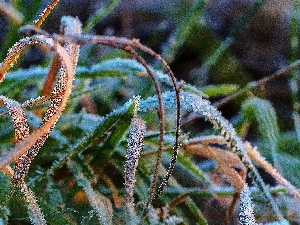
left=124, top=116, right=146, bottom=213
left=239, top=184, right=257, bottom=225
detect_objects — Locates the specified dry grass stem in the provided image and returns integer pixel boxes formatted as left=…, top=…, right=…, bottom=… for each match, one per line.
left=245, top=142, right=300, bottom=198
left=34, top=0, right=60, bottom=28
left=184, top=140, right=246, bottom=192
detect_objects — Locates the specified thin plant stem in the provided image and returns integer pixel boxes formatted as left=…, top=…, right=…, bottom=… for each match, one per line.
left=83, top=0, right=121, bottom=33
left=123, top=46, right=166, bottom=206
left=34, top=0, right=60, bottom=28
left=215, top=59, right=300, bottom=108
left=162, top=0, right=207, bottom=63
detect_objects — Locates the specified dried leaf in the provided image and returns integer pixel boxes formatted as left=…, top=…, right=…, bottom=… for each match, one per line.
left=184, top=140, right=246, bottom=192
left=12, top=43, right=73, bottom=188
left=0, top=35, right=74, bottom=182
left=3, top=17, right=81, bottom=188
left=41, top=16, right=82, bottom=102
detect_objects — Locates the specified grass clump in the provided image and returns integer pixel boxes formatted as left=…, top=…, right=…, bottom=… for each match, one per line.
left=0, top=0, right=299, bottom=224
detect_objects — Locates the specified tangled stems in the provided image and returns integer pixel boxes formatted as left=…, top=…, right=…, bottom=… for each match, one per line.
left=51, top=33, right=182, bottom=205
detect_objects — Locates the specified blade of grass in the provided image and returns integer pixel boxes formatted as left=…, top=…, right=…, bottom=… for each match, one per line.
left=83, top=0, right=121, bottom=33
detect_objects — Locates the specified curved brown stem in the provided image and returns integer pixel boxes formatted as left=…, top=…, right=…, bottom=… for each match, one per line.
left=122, top=45, right=165, bottom=206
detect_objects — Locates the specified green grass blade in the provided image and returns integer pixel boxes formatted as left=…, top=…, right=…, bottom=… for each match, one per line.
left=242, top=97, right=280, bottom=168
left=83, top=0, right=121, bottom=33
left=162, top=0, right=207, bottom=63
left=201, top=84, right=239, bottom=98
left=68, top=160, right=113, bottom=225
left=44, top=99, right=136, bottom=177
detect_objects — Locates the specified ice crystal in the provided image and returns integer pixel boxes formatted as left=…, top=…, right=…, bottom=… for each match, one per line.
left=0, top=96, right=29, bottom=142
left=239, top=184, right=257, bottom=225
left=124, top=116, right=146, bottom=213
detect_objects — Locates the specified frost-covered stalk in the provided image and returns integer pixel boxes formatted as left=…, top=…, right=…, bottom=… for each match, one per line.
left=33, top=0, right=60, bottom=28
left=124, top=98, right=146, bottom=218
left=11, top=16, right=81, bottom=188
left=239, top=184, right=257, bottom=225
left=21, top=183, right=46, bottom=225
